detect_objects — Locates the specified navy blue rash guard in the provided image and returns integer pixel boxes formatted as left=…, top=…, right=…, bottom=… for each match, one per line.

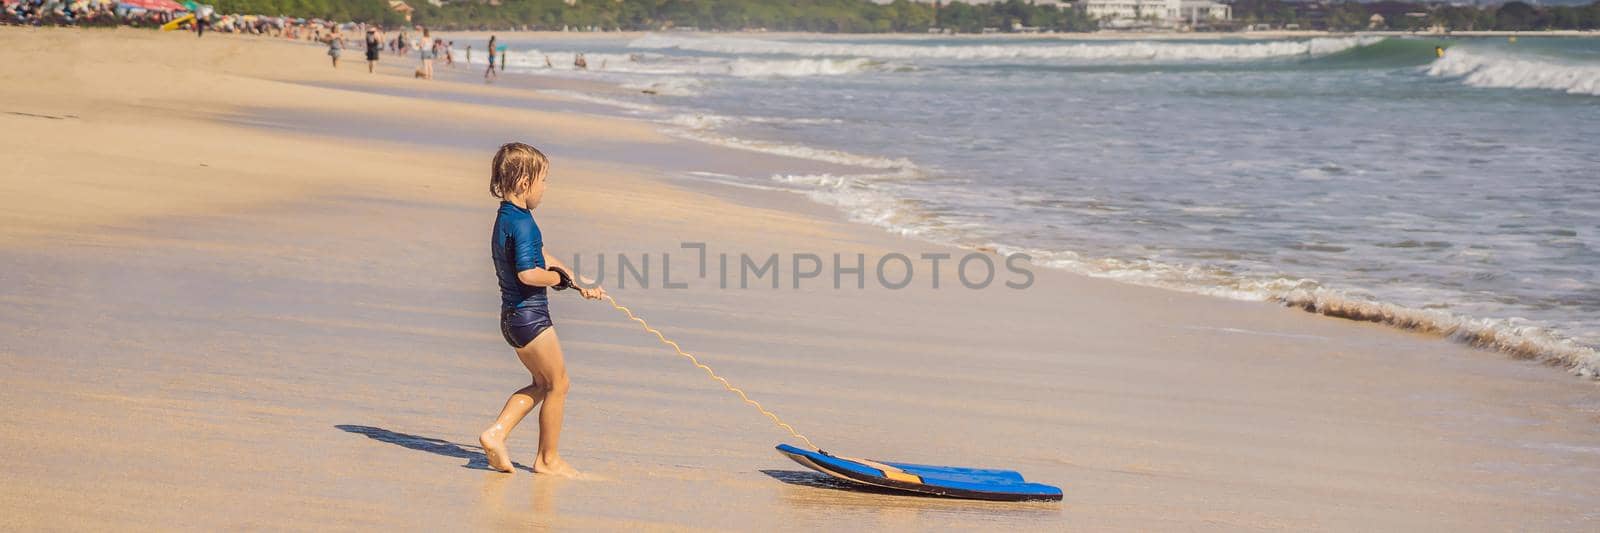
left=492, top=201, right=547, bottom=309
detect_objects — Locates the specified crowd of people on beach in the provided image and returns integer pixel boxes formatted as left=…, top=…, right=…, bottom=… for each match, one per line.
left=4, top=0, right=340, bottom=37
left=5, top=0, right=149, bottom=27
left=7, top=2, right=621, bottom=83
left=337, top=26, right=511, bottom=80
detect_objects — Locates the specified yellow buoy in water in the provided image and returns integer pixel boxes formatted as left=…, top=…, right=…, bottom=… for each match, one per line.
left=1435, top=46, right=1445, bottom=57
left=1508, top=36, right=1518, bottom=44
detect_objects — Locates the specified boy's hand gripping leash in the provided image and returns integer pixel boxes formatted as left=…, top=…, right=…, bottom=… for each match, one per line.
left=550, top=267, right=578, bottom=291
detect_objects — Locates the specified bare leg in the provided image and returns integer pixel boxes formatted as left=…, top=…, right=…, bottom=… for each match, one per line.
left=478, top=328, right=575, bottom=476
left=521, top=329, right=577, bottom=477
left=479, top=382, right=546, bottom=473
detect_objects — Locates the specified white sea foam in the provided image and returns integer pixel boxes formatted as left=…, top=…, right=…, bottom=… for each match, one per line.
left=770, top=172, right=936, bottom=237
left=668, top=129, right=915, bottom=170
left=663, top=112, right=843, bottom=131
left=509, top=50, right=684, bottom=74
left=665, top=113, right=736, bottom=130
left=512, top=48, right=881, bottom=79
left=541, top=90, right=663, bottom=113
left=675, top=171, right=796, bottom=192
left=622, top=77, right=704, bottom=96
left=743, top=116, right=845, bottom=126
left=1428, top=48, right=1600, bottom=96
left=728, top=57, right=876, bottom=77
left=631, top=34, right=1382, bottom=62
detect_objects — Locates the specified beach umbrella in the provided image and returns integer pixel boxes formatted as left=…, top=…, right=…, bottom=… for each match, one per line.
left=180, top=0, right=195, bottom=11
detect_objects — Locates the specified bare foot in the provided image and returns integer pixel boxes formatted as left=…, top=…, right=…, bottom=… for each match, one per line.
left=479, top=429, right=514, bottom=474
left=533, top=454, right=580, bottom=478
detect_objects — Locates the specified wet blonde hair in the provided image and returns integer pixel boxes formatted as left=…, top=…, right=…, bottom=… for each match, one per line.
left=489, top=142, right=549, bottom=199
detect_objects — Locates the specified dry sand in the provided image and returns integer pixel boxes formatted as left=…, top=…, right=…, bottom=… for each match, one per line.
left=2, top=27, right=1599, bottom=531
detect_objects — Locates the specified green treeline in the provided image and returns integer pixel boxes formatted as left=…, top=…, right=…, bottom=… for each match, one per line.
left=208, top=0, right=1600, bottom=32
left=1233, top=0, right=1600, bottom=31
left=208, top=0, right=1093, bottom=32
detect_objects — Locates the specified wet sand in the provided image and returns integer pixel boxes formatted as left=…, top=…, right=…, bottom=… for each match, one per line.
left=3, top=28, right=1600, bottom=530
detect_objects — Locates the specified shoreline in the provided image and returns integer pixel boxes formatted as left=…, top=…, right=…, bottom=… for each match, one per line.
left=3, top=27, right=1599, bottom=530
left=460, top=30, right=1600, bottom=380
left=437, top=28, right=1600, bottom=41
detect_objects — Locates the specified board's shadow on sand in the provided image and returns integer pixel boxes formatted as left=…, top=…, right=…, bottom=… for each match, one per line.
left=336, top=424, right=533, bottom=473
left=761, top=469, right=921, bottom=497
left=761, top=470, right=1061, bottom=516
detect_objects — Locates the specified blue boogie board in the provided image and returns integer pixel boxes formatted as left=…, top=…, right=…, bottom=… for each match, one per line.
left=776, top=444, right=1063, bottom=502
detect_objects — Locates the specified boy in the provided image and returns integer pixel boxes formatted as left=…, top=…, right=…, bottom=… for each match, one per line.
left=479, top=143, right=605, bottom=477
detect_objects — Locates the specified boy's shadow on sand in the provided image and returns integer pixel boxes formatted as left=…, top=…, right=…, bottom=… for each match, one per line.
left=336, top=424, right=534, bottom=473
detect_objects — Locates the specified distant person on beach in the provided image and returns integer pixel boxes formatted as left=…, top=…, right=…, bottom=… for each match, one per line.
left=418, top=28, right=434, bottom=80
left=574, top=52, right=587, bottom=70
left=479, top=142, right=606, bottom=477
left=364, top=28, right=381, bottom=74
left=326, top=25, right=343, bottom=68
left=466, top=44, right=472, bottom=64
left=484, top=35, right=498, bottom=81
left=444, top=40, right=454, bottom=67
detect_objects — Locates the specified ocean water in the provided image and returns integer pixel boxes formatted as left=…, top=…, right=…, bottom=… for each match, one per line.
left=490, top=33, right=1600, bottom=377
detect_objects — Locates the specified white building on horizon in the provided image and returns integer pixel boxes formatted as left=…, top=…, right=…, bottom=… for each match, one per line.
left=870, top=0, right=1071, bottom=4
left=1179, top=0, right=1231, bottom=23
left=1079, top=0, right=1181, bottom=26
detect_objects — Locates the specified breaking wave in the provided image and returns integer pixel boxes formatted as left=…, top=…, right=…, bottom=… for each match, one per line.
left=1428, top=48, right=1600, bottom=96
left=631, top=33, right=1383, bottom=62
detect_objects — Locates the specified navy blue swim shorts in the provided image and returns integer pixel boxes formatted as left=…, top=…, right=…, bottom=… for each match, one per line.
left=500, top=303, right=553, bottom=349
